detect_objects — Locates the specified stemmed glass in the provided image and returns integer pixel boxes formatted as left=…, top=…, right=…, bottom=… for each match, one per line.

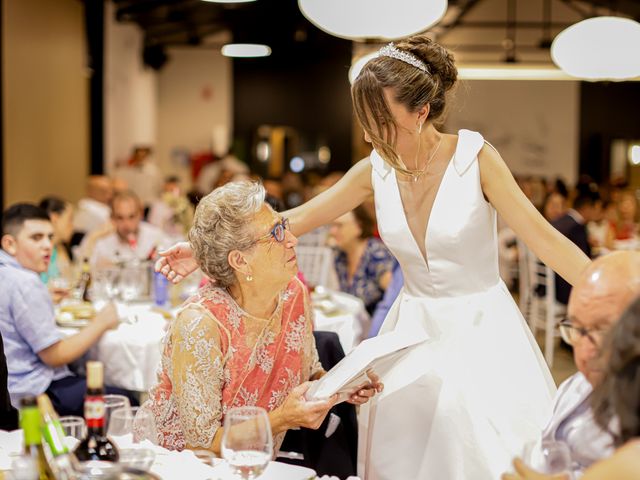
left=522, top=440, right=573, bottom=478
left=107, top=406, right=158, bottom=445
left=221, top=406, right=273, bottom=479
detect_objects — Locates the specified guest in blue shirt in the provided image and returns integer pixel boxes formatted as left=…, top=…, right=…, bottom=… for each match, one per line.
left=330, top=205, right=397, bottom=315
left=0, top=203, right=135, bottom=415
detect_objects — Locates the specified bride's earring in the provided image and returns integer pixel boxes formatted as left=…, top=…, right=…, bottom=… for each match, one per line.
left=417, top=121, right=423, bottom=134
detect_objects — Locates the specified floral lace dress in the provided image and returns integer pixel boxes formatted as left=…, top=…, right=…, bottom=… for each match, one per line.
left=140, top=276, right=323, bottom=451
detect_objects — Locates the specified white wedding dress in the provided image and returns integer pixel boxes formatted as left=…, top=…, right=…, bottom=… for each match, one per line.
left=357, top=129, right=557, bottom=479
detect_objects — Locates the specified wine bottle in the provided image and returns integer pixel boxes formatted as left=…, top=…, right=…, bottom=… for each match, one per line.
left=36, top=394, right=78, bottom=480
left=74, top=362, right=119, bottom=462
left=77, top=258, right=92, bottom=302
left=19, top=397, right=54, bottom=480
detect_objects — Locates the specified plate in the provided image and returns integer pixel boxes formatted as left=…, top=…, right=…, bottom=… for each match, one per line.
left=210, top=460, right=316, bottom=480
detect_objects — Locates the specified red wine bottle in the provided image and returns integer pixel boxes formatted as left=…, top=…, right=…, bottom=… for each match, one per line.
left=74, top=362, right=119, bottom=462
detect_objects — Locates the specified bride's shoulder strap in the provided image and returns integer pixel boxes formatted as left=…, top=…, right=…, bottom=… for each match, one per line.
left=369, top=149, right=392, bottom=180
left=453, top=129, right=485, bottom=176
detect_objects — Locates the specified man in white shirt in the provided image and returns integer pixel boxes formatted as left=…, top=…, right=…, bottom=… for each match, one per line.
left=517, top=251, right=640, bottom=478
left=91, top=191, right=166, bottom=267
left=73, top=176, right=113, bottom=234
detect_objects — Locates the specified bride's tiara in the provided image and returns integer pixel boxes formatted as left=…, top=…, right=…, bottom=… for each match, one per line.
left=377, top=43, right=430, bottom=74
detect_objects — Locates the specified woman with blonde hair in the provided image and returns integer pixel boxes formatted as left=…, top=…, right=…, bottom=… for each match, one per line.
left=156, top=35, right=590, bottom=478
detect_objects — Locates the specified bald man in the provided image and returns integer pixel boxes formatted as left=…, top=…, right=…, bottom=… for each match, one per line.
left=73, top=175, right=113, bottom=234
left=525, top=251, right=640, bottom=477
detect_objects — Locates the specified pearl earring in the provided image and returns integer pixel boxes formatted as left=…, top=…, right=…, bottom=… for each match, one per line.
left=246, top=274, right=253, bottom=282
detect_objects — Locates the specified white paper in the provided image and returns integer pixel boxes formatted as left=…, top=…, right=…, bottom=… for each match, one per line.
left=306, top=328, right=429, bottom=401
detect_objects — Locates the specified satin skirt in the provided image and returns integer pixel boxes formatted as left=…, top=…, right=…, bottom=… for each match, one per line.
left=357, top=281, right=556, bottom=480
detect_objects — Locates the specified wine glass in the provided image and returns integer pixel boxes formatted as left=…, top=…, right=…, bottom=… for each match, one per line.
left=108, top=407, right=158, bottom=445
left=59, top=416, right=86, bottom=441
left=221, top=406, right=273, bottom=480
left=522, top=440, right=573, bottom=477
left=103, top=394, right=130, bottom=432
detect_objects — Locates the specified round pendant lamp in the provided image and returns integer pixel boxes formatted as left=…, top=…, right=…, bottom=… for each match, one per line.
left=298, top=0, right=447, bottom=40
left=551, top=16, right=640, bottom=80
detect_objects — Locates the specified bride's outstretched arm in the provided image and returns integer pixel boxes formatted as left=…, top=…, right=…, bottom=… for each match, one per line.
left=285, top=157, right=374, bottom=237
left=478, top=144, right=591, bottom=286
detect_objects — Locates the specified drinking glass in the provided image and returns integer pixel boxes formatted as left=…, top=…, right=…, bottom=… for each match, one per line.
left=107, top=406, right=158, bottom=445
left=522, top=440, right=573, bottom=477
left=59, top=416, right=86, bottom=441
left=103, top=394, right=130, bottom=432
left=221, top=406, right=273, bottom=480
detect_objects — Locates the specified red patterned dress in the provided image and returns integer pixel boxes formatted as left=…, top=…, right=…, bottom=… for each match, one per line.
left=140, top=276, right=323, bottom=451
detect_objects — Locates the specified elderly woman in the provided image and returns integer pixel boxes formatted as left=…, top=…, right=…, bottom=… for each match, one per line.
left=141, top=181, right=379, bottom=453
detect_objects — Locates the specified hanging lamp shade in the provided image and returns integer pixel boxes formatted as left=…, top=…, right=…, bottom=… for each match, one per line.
left=551, top=16, right=640, bottom=81
left=298, top=0, right=447, bottom=40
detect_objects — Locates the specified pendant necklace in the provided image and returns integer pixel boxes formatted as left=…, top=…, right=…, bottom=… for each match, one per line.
left=408, top=136, right=443, bottom=182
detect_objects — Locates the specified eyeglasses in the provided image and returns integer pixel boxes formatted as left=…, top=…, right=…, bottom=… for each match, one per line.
left=558, top=320, right=607, bottom=348
left=255, top=218, right=290, bottom=244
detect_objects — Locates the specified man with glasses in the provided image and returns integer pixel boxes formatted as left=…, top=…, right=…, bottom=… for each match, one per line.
left=520, top=251, right=640, bottom=477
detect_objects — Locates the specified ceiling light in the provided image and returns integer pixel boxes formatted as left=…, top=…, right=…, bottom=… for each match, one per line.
left=457, top=64, right=575, bottom=81
left=221, top=43, right=271, bottom=58
left=630, top=145, right=640, bottom=166
left=349, top=52, right=378, bottom=84
left=298, top=0, right=447, bottom=40
left=551, top=16, right=640, bottom=81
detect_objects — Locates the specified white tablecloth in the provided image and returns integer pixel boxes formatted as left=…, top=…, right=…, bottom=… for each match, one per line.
left=58, top=302, right=169, bottom=392
left=0, top=430, right=318, bottom=479
left=312, top=290, right=369, bottom=353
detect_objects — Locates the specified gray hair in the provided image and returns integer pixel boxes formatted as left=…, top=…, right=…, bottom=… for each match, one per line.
left=189, top=181, right=266, bottom=288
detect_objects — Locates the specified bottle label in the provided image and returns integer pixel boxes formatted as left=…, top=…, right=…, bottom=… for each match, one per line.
left=85, top=396, right=105, bottom=428
left=42, top=420, right=69, bottom=456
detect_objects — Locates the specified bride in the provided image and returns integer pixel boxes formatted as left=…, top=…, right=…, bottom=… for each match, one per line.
left=156, top=35, right=590, bottom=479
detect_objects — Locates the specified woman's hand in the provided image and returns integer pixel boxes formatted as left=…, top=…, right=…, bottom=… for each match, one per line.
left=155, top=242, right=199, bottom=284
left=347, top=369, right=384, bottom=406
left=277, top=382, right=338, bottom=431
left=502, top=458, right=570, bottom=480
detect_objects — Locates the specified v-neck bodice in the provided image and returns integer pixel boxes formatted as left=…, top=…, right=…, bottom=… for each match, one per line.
left=370, top=129, right=500, bottom=298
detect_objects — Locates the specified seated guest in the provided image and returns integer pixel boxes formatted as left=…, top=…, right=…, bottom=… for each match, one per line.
left=368, top=263, right=403, bottom=338
left=330, top=206, right=396, bottom=315
left=0, top=204, right=135, bottom=414
left=552, top=192, right=598, bottom=305
left=89, top=190, right=166, bottom=266
left=503, top=251, right=640, bottom=478
left=504, top=295, right=640, bottom=480
left=73, top=175, right=113, bottom=236
left=140, top=182, right=381, bottom=453
left=147, top=176, right=194, bottom=241
left=606, top=189, right=639, bottom=249
left=38, top=196, right=74, bottom=286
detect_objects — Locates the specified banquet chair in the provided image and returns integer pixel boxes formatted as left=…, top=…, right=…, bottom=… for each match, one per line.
left=517, top=239, right=566, bottom=367
left=277, top=331, right=358, bottom=478
left=295, top=246, right=336, bottom=289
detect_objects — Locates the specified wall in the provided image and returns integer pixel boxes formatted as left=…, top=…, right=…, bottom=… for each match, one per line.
left=157, top=47, right=233, bottom=185
left=2, top=0, right=88, bottom=205
left=104, top=0, right=157, bottom=173
left=446, top=79, right=580, bottom=184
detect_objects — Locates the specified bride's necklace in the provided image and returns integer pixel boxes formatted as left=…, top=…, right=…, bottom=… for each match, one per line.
left=406, top=136, right=443, bottom=183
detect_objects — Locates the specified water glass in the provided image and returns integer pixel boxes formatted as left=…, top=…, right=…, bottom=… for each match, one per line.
left=59, top=416, right=86, bottom=441
left=107, top=406, right=158, bottom=445
left=221, top=406, right=273, bottom=480
left=103, top=394, right=130, bottom=432
left=523, top=440, right=572, bottom=476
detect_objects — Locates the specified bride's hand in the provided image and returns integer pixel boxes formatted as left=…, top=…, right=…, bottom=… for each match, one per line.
left=155, top=242, right=199, bottom=284
left=347, top=370, right=384, bottom=406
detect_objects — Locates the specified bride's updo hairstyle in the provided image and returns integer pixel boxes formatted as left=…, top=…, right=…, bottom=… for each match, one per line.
left=352, top=34, right=457, bottom=174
